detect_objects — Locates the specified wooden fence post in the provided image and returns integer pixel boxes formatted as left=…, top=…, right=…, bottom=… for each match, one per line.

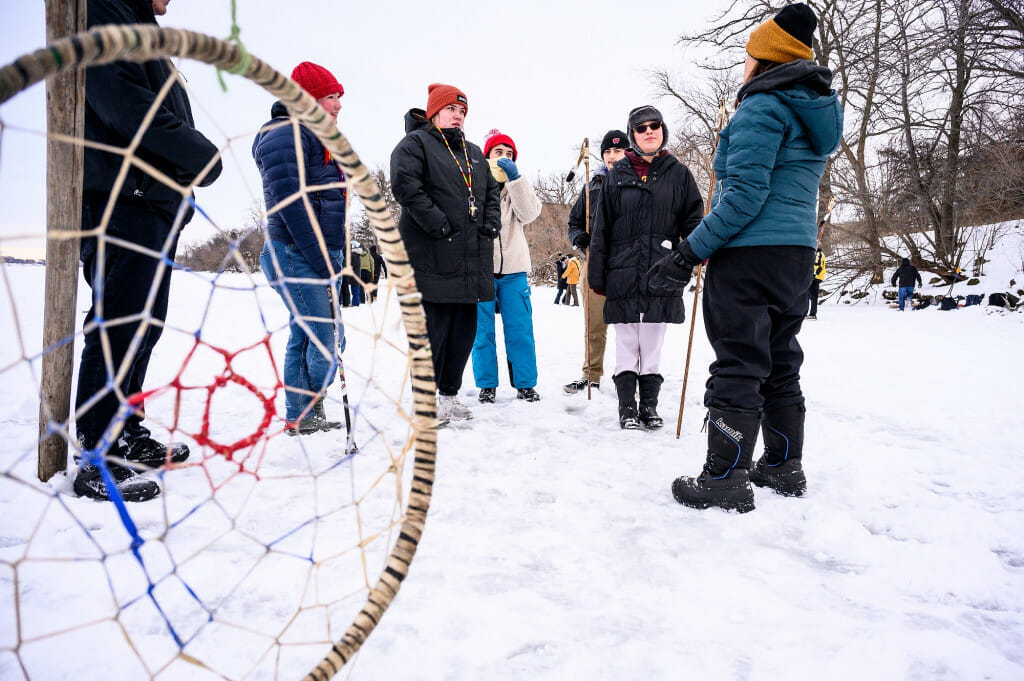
left=38, top=0, right=86, bottom=481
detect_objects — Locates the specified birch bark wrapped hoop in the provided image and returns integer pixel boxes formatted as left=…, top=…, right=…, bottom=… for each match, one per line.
left=1, top=23, right=437, bottom=681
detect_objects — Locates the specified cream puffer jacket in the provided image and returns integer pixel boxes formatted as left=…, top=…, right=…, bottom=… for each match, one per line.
left=493, top=176, right=543, bottom=274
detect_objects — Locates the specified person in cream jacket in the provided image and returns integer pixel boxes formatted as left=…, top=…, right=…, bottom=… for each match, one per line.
left=472, top=129, right=544, bottom=403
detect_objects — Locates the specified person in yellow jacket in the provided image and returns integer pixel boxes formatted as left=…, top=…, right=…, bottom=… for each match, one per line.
left=807, top=247, right=825, bottom=319
left=561, top=254, right=582, bottom=306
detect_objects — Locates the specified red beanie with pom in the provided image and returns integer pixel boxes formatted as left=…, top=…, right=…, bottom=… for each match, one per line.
left=291, top=62, right=343, bottom=100
left=483, top=129, right=517, bottom=161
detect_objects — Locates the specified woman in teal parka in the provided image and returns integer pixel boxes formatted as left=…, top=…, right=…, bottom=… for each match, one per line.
left=648, top=3, right=843, bottom=513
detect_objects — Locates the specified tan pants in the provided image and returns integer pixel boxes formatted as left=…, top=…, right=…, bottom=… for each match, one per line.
left=579, top=265, right=608, bottom=382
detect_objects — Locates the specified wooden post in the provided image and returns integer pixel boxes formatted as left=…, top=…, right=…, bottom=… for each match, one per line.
left=38, top=0, right=86, bottom=481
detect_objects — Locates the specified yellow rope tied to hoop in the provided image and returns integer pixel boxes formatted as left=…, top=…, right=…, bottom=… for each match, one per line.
left=215, top=0, right=249, bottom=90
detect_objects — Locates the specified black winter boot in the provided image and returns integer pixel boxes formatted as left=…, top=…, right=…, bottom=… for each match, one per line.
left=750, top=403, right=807, bottom=497
left=74, top=436, right=160, bottom=503
left=120, top=418, right=190, bottom=468
left=313, top=398, right=344, bottom=431
left=671, top=409, right=760, bottom=513
left=613, top=371, right=642, bottom=430
left=637, top=374, right=665, bottom=429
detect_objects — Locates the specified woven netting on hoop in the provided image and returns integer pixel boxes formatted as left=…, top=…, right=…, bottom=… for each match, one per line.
left=0, top=24, right=437, bottom=681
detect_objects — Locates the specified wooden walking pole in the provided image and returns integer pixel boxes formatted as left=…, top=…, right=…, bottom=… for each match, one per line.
left=38, top=0, right=86, bottom=481
left=676, top=100, right=728, bottom=439
left=579, top=138, right=594, bottom=400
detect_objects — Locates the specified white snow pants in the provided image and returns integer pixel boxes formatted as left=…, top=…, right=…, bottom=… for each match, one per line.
left=613, top=322, right=667, bottom=376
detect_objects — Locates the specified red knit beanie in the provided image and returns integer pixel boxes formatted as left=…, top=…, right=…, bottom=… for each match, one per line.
left=483, top=129, right=517, bottom=161
left=425, top=83, right=468, bottom=121
left=291, top=62, right=344, bottom=100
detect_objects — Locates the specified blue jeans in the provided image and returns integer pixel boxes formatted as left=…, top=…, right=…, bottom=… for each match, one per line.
left=261, top=240, right=345, bottom=421
left=472, top=273, right=538, bottom=389
left=898, top=286, right=914, bottom=311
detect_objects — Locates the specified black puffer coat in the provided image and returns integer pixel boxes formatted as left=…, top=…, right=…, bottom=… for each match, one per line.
left=390, top=109, right=500, bottom=303
left=567, top=168, right=606, bottom=246
left=589, top=152, right=704, bottom=323
left=252, top=101, right=347, bottom=279
left=84, top=0, right=222, bottom=218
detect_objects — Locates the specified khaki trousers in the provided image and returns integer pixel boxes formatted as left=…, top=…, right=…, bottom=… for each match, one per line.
left=579, top=265, right=608, bottom=382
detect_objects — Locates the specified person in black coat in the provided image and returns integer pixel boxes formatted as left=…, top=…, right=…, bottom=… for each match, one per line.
left=390, top=83, right=500, bottom=426
left=891, top=257, right=923, bottom=311
left=74, top=0, right=222, bottom=503
left=369, top=244, right=385, bottom=301
left=563, top=129, right=628, bottom=395
left=588, top=107, right=704, bottom=430
left=554, top=254, right=568, bottom=304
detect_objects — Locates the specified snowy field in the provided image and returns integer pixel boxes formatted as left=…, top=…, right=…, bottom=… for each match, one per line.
left=1, top=226, right=1023, bottom=680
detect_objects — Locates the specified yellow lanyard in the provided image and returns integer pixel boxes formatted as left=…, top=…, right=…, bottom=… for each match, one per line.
left=436, top=126, right=478, bottom=220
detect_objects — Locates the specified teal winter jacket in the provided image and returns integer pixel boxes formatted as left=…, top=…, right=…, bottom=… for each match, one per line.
left=686, top=60, right=843, bottom=259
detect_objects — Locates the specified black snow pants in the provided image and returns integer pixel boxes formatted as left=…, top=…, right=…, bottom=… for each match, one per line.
left=422, top=301, right=478, bottom=396
left=75, top=192, right=178, bottom=447
left=702, top=245, right=814, bottom=415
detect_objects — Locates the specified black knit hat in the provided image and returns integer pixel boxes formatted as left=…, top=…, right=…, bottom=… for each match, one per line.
left=600, top=129, right=629, bottom=155
left=747, top=3, right=816, bottom=63
left=775, top=3, right=816, bottom=49
left=626, top=105, right=668, bottom=153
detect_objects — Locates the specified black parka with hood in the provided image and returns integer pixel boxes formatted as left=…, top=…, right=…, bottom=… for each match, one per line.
left=589, top=152, right=704, bottom=324
left=84, top=0, right=222, bottom=220
left=390, top=108, right=500, bottom=304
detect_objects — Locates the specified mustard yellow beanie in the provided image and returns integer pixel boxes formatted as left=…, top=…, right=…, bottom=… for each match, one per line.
left=746, top=3, right=816, bottom=63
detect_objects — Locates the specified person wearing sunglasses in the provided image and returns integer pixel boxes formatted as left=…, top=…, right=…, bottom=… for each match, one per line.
left=651, top=3, right=843, bottom=513
left=390, top=84, right=501, bottom=427
left=588, top=106, right=705, bottom=431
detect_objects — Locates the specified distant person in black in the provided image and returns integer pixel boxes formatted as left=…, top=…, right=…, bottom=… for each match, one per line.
left=369, top=244, right=386, bottom=300
left=891, top=257, right=923, bottom=311
left=554, top=254, right=568, bottom=304
left=75, top=0, right=222, bottom=502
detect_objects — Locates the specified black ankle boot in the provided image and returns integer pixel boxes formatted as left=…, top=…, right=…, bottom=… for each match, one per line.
left=637, top=374, right=664, bottom=429
left=613, top=372, right=642, bottom=430
left=120, top=419, right=190, bottom=468
left=671, top=409, right=760, bottom=513
left=750, top=403, right=806, bottom=497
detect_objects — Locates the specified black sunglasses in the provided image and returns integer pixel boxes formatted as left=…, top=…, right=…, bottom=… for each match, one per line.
left=633, top=121, right=662, bottom=134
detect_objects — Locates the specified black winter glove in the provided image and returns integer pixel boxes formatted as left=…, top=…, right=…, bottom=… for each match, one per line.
left=647, top=240, right=702, bottom=294
left=478, top=224, right=499, bottom=239
left=572, top=232, right=591, bottom=249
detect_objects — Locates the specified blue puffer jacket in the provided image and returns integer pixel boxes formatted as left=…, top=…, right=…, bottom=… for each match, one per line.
left=687, top=61, right=843, bottom=259
left=252, top=101, right=347, bottom=278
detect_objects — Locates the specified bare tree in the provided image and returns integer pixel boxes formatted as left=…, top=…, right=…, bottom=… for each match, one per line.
left=650, top=67, right=736, bottom=193
left=179, top=204, right=265, bottom=274
left=532, top=171, right=582, bottom=207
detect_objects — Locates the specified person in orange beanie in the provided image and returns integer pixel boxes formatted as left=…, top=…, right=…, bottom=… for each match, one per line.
left=390, top=84, right=500, bottom=427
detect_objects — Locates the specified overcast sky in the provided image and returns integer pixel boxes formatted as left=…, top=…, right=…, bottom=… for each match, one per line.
left=0, top=0, right=736, bottom=251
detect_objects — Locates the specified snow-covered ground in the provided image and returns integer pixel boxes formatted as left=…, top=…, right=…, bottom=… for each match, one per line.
left=1, top=224, right=1023, bottom=680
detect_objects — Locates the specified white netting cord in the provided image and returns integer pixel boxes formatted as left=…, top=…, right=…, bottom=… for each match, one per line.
left=0, top=24, right=437, bottom=681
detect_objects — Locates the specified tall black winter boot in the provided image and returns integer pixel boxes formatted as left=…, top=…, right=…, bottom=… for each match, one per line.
left=637, top=374, right=665, bottom=429
left=613, top=371, right=642, bottom=430
left=749, top=403, right=807, bottom=497
left=671, top=409, right=760, bottom=513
